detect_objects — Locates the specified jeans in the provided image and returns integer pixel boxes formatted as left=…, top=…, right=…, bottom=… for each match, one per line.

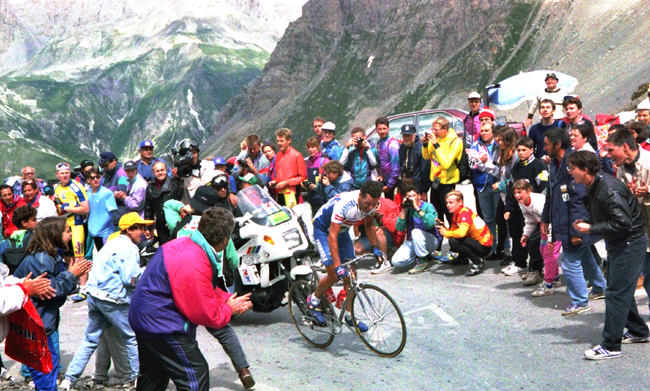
left=65, top=295, right=138, bottom=383
left=644, top=252, right=650, bottom=320
left=22, top=331, right=61, bottom=379
left=600, top=236, right=650, bottom=351
left=430, top=183, right=455, bottom=250
left=205, top=324, right=249, bottom=371
left=93, top=325, right=133, bottom=384
left=561, top=245, right=607, bottom=307
left=391, top=229, right=439, bottom=268
left=476, top=185, right=499, bottom=253
left=27, top=335, right=59, bottom=391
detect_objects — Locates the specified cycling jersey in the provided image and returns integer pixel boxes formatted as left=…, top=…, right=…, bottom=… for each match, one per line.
left=54, top=180, right=88, bottom=227
left=313, top=190, right=376, bottom=232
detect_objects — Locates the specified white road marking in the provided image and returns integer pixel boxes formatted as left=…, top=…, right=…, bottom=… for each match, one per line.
left=404, top=303, right=459, bottom=326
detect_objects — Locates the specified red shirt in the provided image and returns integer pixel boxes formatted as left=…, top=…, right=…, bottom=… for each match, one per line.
left=272, top=146, right=307, bottom=189
left=1, top=195, right=27, bottom=238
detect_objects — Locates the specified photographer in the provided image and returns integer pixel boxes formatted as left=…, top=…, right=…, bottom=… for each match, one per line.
left=171, top=138, right=219, bottom=204
left=340, top=127, right=378, bottom=189
left=231, top=134, right=270, bottom=188
left=392, top=185, right=440, bottom=274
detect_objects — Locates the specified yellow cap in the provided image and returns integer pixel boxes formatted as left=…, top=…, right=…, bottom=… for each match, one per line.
left=119, top=212, right=154, bottom=230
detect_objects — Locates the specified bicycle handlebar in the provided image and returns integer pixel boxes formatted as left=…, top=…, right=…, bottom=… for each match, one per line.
left=340, top=254, right=377, bottom=269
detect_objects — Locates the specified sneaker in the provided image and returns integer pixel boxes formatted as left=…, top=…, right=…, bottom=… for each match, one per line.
left=553, top=276, right=562, bottom=287
left=523, top=271, right=541, bottom=286
left=519, top=271, right=530, bottom=281
left=503, top=248, right=512, bottom=257
left=499, top=255, right=513, bottom=266
left=370, top=260, right=393, bottom=275
left=562, top=303, right=590, bottom=316
left=621, top=331, right=650, bottom=344
left=584, top=345, right=622, bottom=360
left=306, top=295, right=326, bottom=326
left=532, top=284, right=555, bottom=297
left=60, top=379, right=72, bottom=390
left=0, top=367, right=11, bottom=382
left=485, top=252, right=502, bottom=261
left=345, top=316, right=368, bottom=333
left=464, top=260, right=484, bottom=277
left=502, top=263, right=527, bottom=276
left=71, top=293, right=87, bottom=303
left=409, top=259, right=432, bottom=274
left=238, top=368, right=255, bottom=390
left=429, top=251, right=442, bottom=261
left=588, top=291, right=605, bottom=301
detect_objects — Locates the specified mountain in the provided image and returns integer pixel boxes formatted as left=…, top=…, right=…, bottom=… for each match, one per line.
left=0, top=0, right=305, bottom=176
left=204, top=0, right=650, bottom=156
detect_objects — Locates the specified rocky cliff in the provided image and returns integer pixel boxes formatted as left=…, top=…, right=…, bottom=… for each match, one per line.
left=204, top=0, right=650, bottom=156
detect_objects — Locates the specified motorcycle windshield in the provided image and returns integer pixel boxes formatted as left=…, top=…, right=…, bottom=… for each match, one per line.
left=236, top=185, right=291, bottom=227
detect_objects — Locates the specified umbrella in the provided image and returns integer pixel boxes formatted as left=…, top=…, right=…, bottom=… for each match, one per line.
left=487, top=70, right=579, bottom=110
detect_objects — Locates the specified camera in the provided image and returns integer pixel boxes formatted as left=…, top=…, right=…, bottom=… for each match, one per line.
left=171, top=138, right=199, bottom=178
left=355, top=137, right=364, bottom=146
left=238, top=159, right=249, bottom=169
left=402, top=197, right=414, bottom=208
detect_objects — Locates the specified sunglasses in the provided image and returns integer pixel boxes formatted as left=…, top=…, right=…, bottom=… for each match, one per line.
left=89, top=175, right=101, bottom=180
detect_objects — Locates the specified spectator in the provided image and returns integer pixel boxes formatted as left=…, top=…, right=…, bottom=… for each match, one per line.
left=113, top=161, right=147, bottom=219
left=213, top=157, right=237, bottom=193
left=438, top=191, right=493, bottom=277
left=628, top=121, right=650, bottom=152
left=23, top=179, right=57, bottom=223
left=340, top=127, right=378, bottom=189
left=528, top=99, right=560, bottom=159
left=569, top=151, right=650, bottom=360
left=560, top=97, right=598, bottom=151
left=86, top=168, right=117, bottom=252
left=598, top=124, right=622, bottom=175
left=315, top=160, right=354, bottom=201
left=312, top=117, right=325, bottom=141
left=172, top=138, right=219, bottom=204
left=0, top=205, right=37, bottom=271
left=422, top=116, right=462, bottom=230
left=302, top=137, right=330, bottom=214
left=492, top=126, right=518, bottom=265
left=1, top=184, right=26, bottom=238
left=14, top=217, right=92, bottom=390
left=145, top=162, right=182, bottom=245
left=231, top=134, right=270, bottom=188
left=354, top=197, right=401, bottom=274
left=636, top=99, right=650, bottom=127
left=478, top=106, right=495, bottom=125
left=12, top=166, right=45, bottom=195
left=375, top=117, right=401, bottom=200
left=398, top=124, right=424, bottom=199
left=60, top=213, right=153, bottom=390
left=463, top=91, right=482, bottom=147
left=320, top=122, right=342, bottom=160
left=99, top=151, right=128, bottom=195
left=129, top=207, right=252, bottom=390
left=524, top=72, right=568, bottom=127
left=238, top=173, right=258, bottom=190
left=570, top=123, right=596, bottom=152
left=262, top=142, right=276, bottom=185
left=136, top=140, right=171, bottom=183
left=468, top=122, right=502, bottom=259
left=74, top=160, right=95, bottom=191
left=268, top=128, right=306, bottom=208
left=392, top=185, right=440, bottom=274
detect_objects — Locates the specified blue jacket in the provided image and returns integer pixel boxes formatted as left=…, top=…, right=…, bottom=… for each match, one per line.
left=315, top=172, right=355, bottom=201
left=398, top=139, right=426, bottom=193
left=468, top=138, right=499, bottom=192
left=341, top=146, right=378, bottom=188
left=137, top=157, right=171, bottom=183
left=541, top=149, right=598, bottom=248
left=321, top=140, right=342, bottom=161
left=14, top=251, right=77, bottom=335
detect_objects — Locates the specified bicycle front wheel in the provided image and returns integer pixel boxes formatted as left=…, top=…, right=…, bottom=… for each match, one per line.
left=288, top=280, right=335, bottom=348
left=351, top=284, right=406, bottom=357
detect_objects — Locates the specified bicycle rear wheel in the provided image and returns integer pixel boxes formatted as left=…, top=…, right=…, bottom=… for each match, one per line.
left=288, top=280, right=335, bottom=348
left=351, top=283, right=406, bottom=357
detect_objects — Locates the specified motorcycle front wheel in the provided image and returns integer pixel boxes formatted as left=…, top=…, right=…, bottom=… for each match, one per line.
left=288, top=280, right=335, bottom=348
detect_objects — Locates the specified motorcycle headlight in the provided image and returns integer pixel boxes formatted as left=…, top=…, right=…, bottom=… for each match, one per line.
left=283, top=228, right=303, bottom=250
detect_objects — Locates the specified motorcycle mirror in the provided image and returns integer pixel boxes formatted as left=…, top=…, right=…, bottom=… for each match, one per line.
left=235, top=212, right=253, bottom=226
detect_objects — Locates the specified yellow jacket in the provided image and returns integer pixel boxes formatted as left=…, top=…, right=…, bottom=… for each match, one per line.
left=422, top=131, right=462, bottom=184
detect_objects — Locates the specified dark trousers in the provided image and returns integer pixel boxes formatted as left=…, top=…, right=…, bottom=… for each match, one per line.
left=601, top=236, right=650, bottom=351
left=495, top=198, right=509, bottom=254
left=206, top=324, right=249, bottom=371
left=430, top=183, right=455, bottom=250
left=507, top=208, right=543, bottom=270
left=472, top=186, right=483, bottom=219
left=448, top=237, right=491, bottom=265
left=136, top=331, right=209, bottom=391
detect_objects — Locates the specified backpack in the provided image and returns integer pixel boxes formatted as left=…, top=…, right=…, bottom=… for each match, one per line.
left=1, top=231, right=32, bottom=274
left=454, top=138, right=471, bottom=182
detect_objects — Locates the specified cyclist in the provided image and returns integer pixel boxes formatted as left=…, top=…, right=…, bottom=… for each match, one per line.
left=309, top=180, right=384, bottom=332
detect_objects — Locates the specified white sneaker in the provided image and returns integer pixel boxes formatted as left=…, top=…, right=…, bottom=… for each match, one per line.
left=371, top=260, right=393, bottom=275
left=501, top=263, right=527, bottom=276
left=0, top=367, right=11, bottom=382
left=60, top=379, right=72, bottom=390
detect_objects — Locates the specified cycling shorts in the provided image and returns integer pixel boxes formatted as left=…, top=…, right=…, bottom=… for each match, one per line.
left=314, top=227, right=355, bottom=267
left=67, top=224, right=85, bottom=258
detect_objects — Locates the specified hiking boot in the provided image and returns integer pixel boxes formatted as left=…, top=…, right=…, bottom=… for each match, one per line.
left=588, top=291, right=605, bottom=301
left=520, top=271, right=530, bottom=280
left=584, top=345, right=621, bottom=360
left=409, top=259, right=432, bottom=274
left=307, top=295, right=326, bottom=326
left=522, top=271, right=541, bottom=286
left=237, top=368, right=255, bottom=390
left=464, top=260, right=484, bottom=277
left=532, top=284, right=555, bottom=297
left=71, top=293, right=87, bottom=303
left=622, top=331, right=650, bottom=344
left=499, top=255, right=513, bottom=266
left=370, top=260, right=393, bottom=275
left=345, top=316, right=368, bottom=333
left=501, top=263, right=526, bottom=276
left=562, top=303, right=590, bottom=316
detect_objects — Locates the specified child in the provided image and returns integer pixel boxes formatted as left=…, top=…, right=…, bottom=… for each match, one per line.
left=502, top=137, right=548, bottom=286
left=512, top=180, right=560, bottom=294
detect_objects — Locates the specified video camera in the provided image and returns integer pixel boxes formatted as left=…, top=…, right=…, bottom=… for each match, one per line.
left=171, top=138, right=199, bottom=178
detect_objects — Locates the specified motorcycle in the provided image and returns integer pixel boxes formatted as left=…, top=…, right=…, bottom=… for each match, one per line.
left=233, top=185, right=310, bottom=312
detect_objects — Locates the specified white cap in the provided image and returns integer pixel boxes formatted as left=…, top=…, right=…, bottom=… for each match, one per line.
left=321, top=121, right=336, bottom=132
left=637, top=99, right=650, bottom=112
left=468, top=91, right=481, bottom=100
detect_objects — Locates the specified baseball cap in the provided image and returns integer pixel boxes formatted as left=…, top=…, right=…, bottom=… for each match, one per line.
left=213, top=157, right=227, bottom=166
left=468, top=91, right=481, bottom=100
left=119, top=212, right=154, bottom=230
left=99, top=152, right=117, bottom=165
left=55, top=162, right=70, bottom=172
left=139, top=140, right=154, bottom=149
left=637, top=99, right=650, bottom=112
left=190, top=186, right=219, bottom=213
left=545, top=72, right=558, bottom=81
left=80, top=159, right=94, bottom=169
left=124, top=160, right=137, bottom=170
left=239, top=173, right=258, bottom=186
left=401, top=124, right=417, bottom=135
left=321, top=121, right=336, bottom=133
left=479, top=107, right=496, bottom=121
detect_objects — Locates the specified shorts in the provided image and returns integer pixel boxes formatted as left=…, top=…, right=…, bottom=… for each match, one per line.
left=314, top=227, right=355, bottom=267
left=357, top=227, right=395, bottom=252
left=64, top=224, right=85, bottom=258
